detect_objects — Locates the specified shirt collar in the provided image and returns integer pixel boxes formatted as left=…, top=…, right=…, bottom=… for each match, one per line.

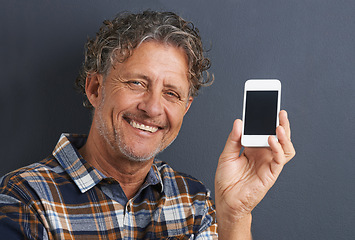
left=52, top=133, right=104, bottom=193
left=147, top=163, right=164, bottom=193
left=53, top=133, right=163, bottom=193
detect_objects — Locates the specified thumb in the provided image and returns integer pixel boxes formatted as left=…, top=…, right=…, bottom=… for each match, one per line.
left=219, top=119, right=243, bottom=162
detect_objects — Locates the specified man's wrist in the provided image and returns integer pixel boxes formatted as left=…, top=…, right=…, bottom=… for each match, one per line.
left=217, top=213, right=252, bottom=240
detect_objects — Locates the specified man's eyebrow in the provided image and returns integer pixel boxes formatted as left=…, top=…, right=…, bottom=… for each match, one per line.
left=123, top=72, right=151, bottom=81
left=164, top=83, right=183, bottom=92
left=121, top=72, right=188, bottom=96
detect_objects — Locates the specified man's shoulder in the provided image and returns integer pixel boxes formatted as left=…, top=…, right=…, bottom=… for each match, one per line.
left=154, top=159, right=210, bottom=197
left=0, top=156, right=62, bottom=191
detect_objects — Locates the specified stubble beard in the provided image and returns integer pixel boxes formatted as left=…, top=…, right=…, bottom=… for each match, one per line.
left=94, top=92, right=177, bottom=162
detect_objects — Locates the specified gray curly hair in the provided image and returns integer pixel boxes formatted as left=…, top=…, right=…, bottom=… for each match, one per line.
left=75, top=10, right=213, bottom=109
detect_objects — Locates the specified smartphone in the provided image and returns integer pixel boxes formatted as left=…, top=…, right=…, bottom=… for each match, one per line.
left=241, top=79, right=281, bottom=147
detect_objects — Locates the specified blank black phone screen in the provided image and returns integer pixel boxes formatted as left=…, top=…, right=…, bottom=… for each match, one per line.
left=244, top=91, right=278, bottom=135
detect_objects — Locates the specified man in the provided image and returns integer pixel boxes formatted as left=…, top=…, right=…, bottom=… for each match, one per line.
left=0, top=11, right=295, bottom=239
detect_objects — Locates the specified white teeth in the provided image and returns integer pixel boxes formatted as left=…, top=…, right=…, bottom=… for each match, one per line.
left=130, top=120, right=158, bottom=133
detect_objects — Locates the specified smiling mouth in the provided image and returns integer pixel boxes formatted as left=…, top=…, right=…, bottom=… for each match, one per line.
left=129, top=120, right=159, bottom=133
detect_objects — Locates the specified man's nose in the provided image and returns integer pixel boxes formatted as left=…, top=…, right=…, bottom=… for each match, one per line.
left=137, top=91, right=164, bottom=117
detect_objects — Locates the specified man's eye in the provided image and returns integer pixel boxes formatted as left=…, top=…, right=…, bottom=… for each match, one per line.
left=127, top=81, right=145, bottom=89
left=129, top=81, right=141, bottom=85
left=165, top=91, right=181, bottom=102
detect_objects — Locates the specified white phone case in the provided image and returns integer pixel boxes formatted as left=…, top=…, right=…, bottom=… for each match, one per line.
left=241, top=79, right=281, bottom=147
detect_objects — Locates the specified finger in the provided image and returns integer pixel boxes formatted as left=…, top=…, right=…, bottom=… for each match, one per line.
left=276, top=125, right=296, bottom=163
left=268, top=136, right=286, bottom=176
left=219, top=119, right=243, bottom=161
left=268, top=135, right=287, bottom=166
left=279, top=110, right=291, bottom=140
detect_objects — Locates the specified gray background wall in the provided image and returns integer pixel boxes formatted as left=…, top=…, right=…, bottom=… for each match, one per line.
left=1, top=0, right=354, bottom=239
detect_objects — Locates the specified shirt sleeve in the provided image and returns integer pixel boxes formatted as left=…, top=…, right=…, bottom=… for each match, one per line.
left=0, top=179, right=49, bottom=240
left=194, top=192, right=218, bottom=240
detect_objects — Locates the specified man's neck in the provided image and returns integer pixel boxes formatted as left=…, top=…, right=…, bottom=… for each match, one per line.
left=78, top=130, right=154, bottom=200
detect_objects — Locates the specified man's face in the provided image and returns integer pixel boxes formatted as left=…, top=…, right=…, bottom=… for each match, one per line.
left=92, top=41, right=193, bottom=162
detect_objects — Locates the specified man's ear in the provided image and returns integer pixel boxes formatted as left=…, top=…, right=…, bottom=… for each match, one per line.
left=184, top=97, right=194, bottom=115
left=85, top=73, right=103, bottom=108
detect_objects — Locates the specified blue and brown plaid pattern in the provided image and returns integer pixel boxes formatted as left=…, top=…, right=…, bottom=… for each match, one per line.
left=0, top=134, right=217, bottom=239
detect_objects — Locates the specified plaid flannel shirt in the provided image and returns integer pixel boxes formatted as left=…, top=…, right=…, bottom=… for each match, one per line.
left=0, top=134, right=217, bottom=239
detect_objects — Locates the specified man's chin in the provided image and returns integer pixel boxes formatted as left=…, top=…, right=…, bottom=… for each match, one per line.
left=118, top=145, right=161, bottom=163
left=116, top=134, right=178, bottom=163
